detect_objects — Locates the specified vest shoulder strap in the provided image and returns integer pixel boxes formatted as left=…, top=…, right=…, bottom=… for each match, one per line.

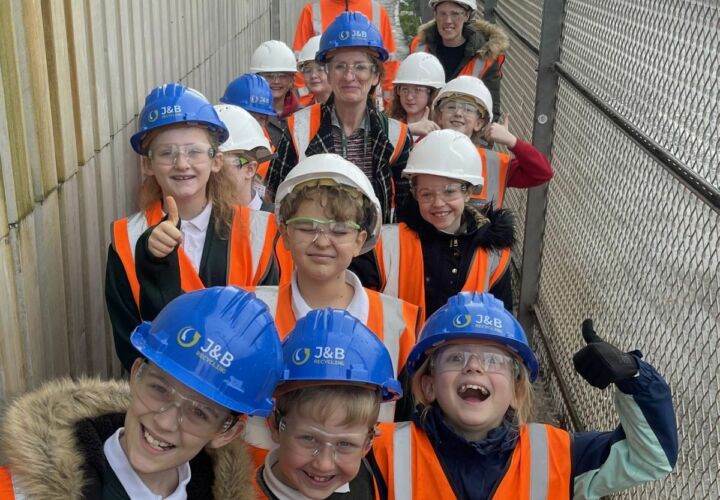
left=0, top=466, right=16, bottom=500
left=386, top=118, right=408, bottom=165
left=371, top=1, right=381, bottom=27
left=310, top=0, right=322, bottom=34
left=111, top=211, right=150, bottom=308
left=288, top=104, right=321, bottom=161
left=393, top=422, right=414, bottom=500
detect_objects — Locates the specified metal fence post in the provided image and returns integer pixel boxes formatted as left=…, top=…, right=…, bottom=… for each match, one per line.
left=483, top=0, right=497, bottom=22
left=516, top=0, right=566, bottom=335
left=270, top=0, right=281, bottom=40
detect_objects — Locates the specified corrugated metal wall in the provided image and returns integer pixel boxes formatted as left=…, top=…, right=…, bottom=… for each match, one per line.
left=0, top=0, right=271, bottom=402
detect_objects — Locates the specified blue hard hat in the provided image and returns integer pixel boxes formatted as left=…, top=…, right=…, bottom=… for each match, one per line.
left=130, top=287, right=283, bottom=416
left=279, top=309, right=402, bottom=402
left=219, top=73, right=277, bottom=117
left=406, top=292, right=539, bottom=381
left=130, top=83, right=230, bottom=155
left=316, top=11, right=389, bottom=64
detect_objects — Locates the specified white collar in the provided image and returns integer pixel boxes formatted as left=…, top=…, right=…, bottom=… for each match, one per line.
left=290, top=270, right=369, bottom=323
left=179, top=201, right=212, bottom=232
left=103, top=428, right=191, bottom=500
left=248, top=190, right=263, bottom=211
left=262, top=448, right=350, bottom=500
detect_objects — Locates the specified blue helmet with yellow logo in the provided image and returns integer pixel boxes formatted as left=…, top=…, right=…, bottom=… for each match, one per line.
left=406, top=292, right=539, bottom=381
left=130, top=287, right=283, bottom=415
left=220, top=73, right=277, bottom=117
left=315, top=11, right=389, bottom=63
left=279, top=309, right=401, bottom=401
left=130, top=83, right=230, bottom=155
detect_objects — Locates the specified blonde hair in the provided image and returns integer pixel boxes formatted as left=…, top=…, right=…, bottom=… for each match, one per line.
left=279, top=183, right=371, bottom=228
left=276, top=385, right=381, bottom=429
left=411, top=351, right=535, bottom=425
left=139, top=127, right=238, bottom=239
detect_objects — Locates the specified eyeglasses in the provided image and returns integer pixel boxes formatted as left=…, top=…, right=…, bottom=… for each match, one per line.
left=397, top=85, right=432, bottom=97
left=226, top=154, right=252, bottom=168
left=326, top=62, right=377, bottom=79
left=261, top=72, right=294, bottom=82
left=435, top=9, right=468, bottom=21
left=278, top=418, right=374, bottom=464
left=285, top=217, right=361, bottom=244
left=301, top=63, right=326, bottom=76
left=412, top=183, right=468, bottom=204
left=134, top=362, right=234, bottom=437
left=439, top=100, right=486, bottom=118
left=148, top=143, right=216, bottom=166
left=431, top=345, right=518, bottom=376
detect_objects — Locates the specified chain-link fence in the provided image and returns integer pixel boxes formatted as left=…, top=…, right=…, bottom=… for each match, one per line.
left=491, top=0, right=720, bottom=497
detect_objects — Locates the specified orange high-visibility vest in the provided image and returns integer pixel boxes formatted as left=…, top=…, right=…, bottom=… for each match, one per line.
left=372, top=422, right=571, bottom=500
left=470, top=146, right=511, bottom=209
left=0, top=466, right=15, bottom=499
left=111, top=200, right=279, bottom=309
left=292, top=0, right=399, bottom=106
left=242, top=282, right=418, bottom=466
left=375, top=223, right=511, bottom=322
left=410, top=37, right=504, bottom=81
left=287, top=103, right=408, bottom=164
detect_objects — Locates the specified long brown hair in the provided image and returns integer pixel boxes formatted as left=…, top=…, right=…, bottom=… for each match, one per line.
left=387, top=86, right=440, bottom=122
left=139, top=127, right=238, bottom=239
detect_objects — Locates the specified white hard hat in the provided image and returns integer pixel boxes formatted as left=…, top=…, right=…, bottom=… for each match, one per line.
left=432, top=75, right=493, bottom=122
left=393, top=53, right=446, bottom=89
left=249, top=40, right=297, bottom=73
left=402, top=129, right=483, bottom=186
left=298, top=36, right=322, bottom=65
left=214, top=104, right=272, bottom=155
left=429, top=0, right=477, bottom=10
left=275, top=154, right=382, bottom=254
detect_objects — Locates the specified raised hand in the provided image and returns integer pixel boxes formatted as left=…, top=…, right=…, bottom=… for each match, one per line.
left=148, top=196, right=183, bottom=258
left=482, top=113, right=517, bottom=148
left=572, top=319, right=639, bottom=389
left=408, top=107, right=441, bottom=139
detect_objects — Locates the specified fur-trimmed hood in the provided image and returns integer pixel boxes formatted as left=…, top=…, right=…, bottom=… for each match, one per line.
left=0, top=377, right=255, bottom=500
left=416, top=18, right=509, bottom=61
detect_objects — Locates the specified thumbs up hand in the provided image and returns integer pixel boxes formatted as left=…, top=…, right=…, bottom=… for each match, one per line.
left=408, top=107, right=440, bottom=139
left=572, top=319, right=639, bottom=389
left=482, top=113, right=517, bottom=148
left=148, top=196, right=184, bottom=258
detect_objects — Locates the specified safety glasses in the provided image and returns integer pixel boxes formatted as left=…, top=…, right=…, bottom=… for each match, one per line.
left=285, top=217, right=362, bottom=244
left=278, top=417, right=374, bottom=464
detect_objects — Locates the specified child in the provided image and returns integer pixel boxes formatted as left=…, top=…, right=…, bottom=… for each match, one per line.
left=214, top=103, right=275, bottom=210
left=387, top=52, right=445, bottom=143
left=432, top=75, right=553, bottom=209
left=105, top=83, right=281, bottom=370
left=0, top=286, right=283, bottom=499
left=370, top=292, right=678, bottom=499
left=297, top=35, right=332, bottom=107
left=249, top=40, right=300, bottom=147
left=352, top=129, right=514, bottom=319
left=256, top=307, right=401, bottom=499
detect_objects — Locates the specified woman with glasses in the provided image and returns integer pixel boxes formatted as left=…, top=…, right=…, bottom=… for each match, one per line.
left=249, top=40, right=301, bottom=146
left=106, top=83, right=282, bottom=371
left=410, top=0, right=508, bottom=119
left=387, top=52, right=446, bottom=143
left=268, top=11, right=412, bottom=224
left=0, top=287, right=284, bottom=500
left=352, top=130, right=515, bottom=320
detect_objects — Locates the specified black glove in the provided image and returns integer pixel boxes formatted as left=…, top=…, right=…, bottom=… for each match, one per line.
left=572, top=319, right=639, bottom=389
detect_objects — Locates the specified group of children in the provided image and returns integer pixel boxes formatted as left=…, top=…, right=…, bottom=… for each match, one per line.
left=0, top=1, right=677, bottom=499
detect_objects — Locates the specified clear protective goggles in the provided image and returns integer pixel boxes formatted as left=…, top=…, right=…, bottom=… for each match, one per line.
left=278, top=417, right=374, bottom=464
left=134, top=361, right=235, bottom=437
left=439, top=99, right=487, bottom=119
left=285, top=217, right=362, bottom=244
left=147, top=143, right=216, bottom=166
left=431, top=344, right=519, bottom=377
left=411, top=182, right=468, bottom=204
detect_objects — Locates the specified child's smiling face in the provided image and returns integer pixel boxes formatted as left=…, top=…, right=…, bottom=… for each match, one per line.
left=421, top=340, right=518, bottom=441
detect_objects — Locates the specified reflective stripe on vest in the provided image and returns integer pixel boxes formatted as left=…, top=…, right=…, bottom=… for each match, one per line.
left=410, top=37, right=429, bottom=54
left=472, top=147, right=510, bottom=209
left=310, top=0, right=323, bottom=34
left=387, top=118, right=408, bottom=165
left=112, top=201, right=277, bottom=309
left=392, top=423, right=571, bottom=499
left=287, top=104, right=321, bottom=161
left=459, top=56, right=495, bottom=79
left=378, top=223, right=507, bottom=318
left=371, top=1, right=381, bottom=30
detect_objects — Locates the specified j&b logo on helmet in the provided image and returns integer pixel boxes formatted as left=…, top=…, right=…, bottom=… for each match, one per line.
left=149, top=105, right=183, bottom=122
left=452, top=314, right=503, bottom=330
left=177, top=327, right=234, bottom=373
left=293, top=346, right=346, bottom=366
left=338, top=30, right=367, bottom=41
left=250, top=95, right=270, bottom=105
